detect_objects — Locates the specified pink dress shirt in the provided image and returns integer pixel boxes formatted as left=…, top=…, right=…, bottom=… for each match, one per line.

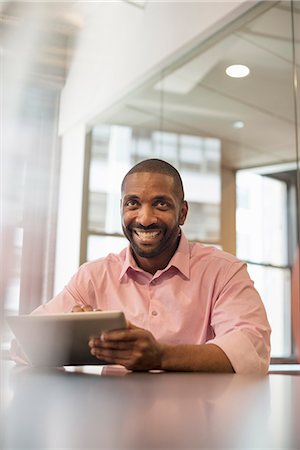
left=32, top=233, right=271, bottom=374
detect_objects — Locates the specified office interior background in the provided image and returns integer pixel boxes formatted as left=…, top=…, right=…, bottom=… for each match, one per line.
left=1, top=0, right=300, bottom=364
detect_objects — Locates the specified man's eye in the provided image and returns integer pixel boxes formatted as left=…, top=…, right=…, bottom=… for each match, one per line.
left=125, top=200, right=138, bottom=208
left=155, top=201, right=168, bottom=209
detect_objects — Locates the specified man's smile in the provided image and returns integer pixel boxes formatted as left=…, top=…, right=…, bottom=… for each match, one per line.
left=133, top=229, right=163, bottom=244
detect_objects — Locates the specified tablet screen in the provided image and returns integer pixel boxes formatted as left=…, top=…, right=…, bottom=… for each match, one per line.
left=7, top=310, right=127, bottom=367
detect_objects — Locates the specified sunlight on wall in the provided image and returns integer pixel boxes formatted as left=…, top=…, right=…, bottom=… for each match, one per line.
left=236, top=171, right=291, bottom=357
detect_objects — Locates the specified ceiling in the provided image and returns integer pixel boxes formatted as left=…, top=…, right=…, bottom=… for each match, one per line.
left=0, top=0, right=145, bottom=88
left=1, top=2, right=83, bottom=88
left=98, top=1, right=300, bottom=171
left=1, top=1, right=300, bottom=171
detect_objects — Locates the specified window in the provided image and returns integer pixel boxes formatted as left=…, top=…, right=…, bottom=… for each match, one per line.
left=81, top=1, right=300, bottom=363
left=83, top=125, right=221, bottom=263
left=236, top=168, right=298, bottom=358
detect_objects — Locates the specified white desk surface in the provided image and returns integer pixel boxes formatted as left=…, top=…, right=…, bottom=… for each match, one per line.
left=2, top=361, right=300, bottom=449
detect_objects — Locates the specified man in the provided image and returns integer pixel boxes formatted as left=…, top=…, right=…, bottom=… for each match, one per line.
left=16, top=159, right=271, bottom=373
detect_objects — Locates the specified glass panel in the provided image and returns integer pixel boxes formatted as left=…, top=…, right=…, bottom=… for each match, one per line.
left=87, top=235, right=128, bottom=261
left=88, top=125, right=221, bottom=242
left=247, top=264, right=291, bottom=357
left=91, top=125, right=111, bottom=161
left=236, top=171, right=288, bottom=266
left=293, top=0, right=300, bottom=362
left=85, top=1, right=300, bottom=360
left=4, top=227, right=23, bottom=314
left=184, top=202, right=219, bottom=241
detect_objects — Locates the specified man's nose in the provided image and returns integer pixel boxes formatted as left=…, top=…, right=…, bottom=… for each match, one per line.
left=137, top=205, right=158, bottom=227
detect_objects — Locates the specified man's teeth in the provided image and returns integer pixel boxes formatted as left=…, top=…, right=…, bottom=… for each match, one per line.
left=135, top=230, right=161, bottom=239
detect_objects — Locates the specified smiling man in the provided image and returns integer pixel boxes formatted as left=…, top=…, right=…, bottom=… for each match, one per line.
left=21, top=159, right=271, bottom=373
left=121, top=167, right=187, bottom=274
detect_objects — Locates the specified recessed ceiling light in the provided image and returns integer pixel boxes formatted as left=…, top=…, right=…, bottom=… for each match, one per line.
left=233, top=120, right=245, bottom=129
left=225, top=65, right=250, bottom=78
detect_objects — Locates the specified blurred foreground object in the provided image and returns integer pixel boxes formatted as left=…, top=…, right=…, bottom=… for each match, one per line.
left=0, top=2, right=81, bottom=323
left=292, top=247, right=300, bottom=362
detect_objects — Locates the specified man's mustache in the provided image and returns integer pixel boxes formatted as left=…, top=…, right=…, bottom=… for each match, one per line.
left=129, top=223, right=164, bottom=231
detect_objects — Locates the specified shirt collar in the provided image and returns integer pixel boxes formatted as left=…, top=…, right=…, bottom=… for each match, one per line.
left=119, top=231, right=190, bottom=281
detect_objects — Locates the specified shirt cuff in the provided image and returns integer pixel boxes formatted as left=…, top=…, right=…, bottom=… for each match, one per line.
left=9, top=339, right=30, bottom=365
left=206, top=330, right=269, bottom=375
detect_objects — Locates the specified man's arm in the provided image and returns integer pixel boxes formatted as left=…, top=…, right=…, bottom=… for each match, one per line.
left=160, top=342, right=234, bottom=372
left=88, top=323, right=234, bottom=373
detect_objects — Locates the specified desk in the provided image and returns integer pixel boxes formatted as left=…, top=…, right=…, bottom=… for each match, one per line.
left=2, top=362, right=300, bottom=449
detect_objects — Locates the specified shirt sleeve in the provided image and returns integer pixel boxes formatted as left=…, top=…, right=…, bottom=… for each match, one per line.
left=9, top=263, right=96, bottom=363
left=206, top=261, right=271, bottom=374
left=9, top=338, right=30, bottom=365
left=10, top=278, right=79, bottom=363
left=31, top=262, right=95, bottom=315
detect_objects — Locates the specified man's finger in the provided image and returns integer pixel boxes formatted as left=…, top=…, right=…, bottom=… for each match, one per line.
left=89, top=337, right=133, bottom=350
left=91, top=347, right=133, bottom=362
left=71, top=305, right=84, bottom=312
left=71, top=304, right=94, bottom=312
left=127, top=321, right=139, bottom=329
left=99, top=328, right=143, bottom=342
left=82, top=305, right=93, bottom=312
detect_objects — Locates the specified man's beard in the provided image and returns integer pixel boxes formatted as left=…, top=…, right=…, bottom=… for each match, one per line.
left=122, top=223, right=181, bottom=259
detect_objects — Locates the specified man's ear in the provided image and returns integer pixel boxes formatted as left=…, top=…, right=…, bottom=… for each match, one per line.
left=179, top=200, right=188, bottom=225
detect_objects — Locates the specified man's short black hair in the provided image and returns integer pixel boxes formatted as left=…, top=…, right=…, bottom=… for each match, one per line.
left=121, top=159, right=185, bottom=200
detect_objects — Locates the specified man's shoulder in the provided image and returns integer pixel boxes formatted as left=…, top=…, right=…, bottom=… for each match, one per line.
left=189, top=241, right=242, bottom=266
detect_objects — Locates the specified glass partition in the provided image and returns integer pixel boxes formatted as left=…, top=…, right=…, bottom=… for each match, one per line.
left=292, top=0, right=300, bottom=362
left=83, top=1, right=300, bottom=360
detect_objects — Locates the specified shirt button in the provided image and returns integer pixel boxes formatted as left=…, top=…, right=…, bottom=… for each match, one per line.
left=151, top=310, right=158, bottom=316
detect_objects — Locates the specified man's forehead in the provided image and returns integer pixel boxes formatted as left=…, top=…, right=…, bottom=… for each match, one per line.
left=121, top=171, right=184, bottom=205
left=123, top=171, right=174, bottom=188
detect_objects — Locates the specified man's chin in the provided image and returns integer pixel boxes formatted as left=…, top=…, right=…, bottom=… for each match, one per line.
left=130, top=241, right=163, bottom=259
left=132, top=246, right=161, bottom=259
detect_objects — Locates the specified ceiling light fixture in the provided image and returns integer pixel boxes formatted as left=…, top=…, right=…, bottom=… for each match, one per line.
left=225, top=64, right=250, bottom=78
left=233, top=120, right=245, bottom=129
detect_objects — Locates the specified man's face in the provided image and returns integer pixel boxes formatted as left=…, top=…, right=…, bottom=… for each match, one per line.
left=121, top=172, right=188, bottom=271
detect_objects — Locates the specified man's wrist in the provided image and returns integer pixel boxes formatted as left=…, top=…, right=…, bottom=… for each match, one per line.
left=158, top=342, right=170, bottom=370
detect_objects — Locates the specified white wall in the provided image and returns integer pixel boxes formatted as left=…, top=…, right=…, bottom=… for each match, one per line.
left=54, top=124, right=86, bottom=294
left=59, top=1, right=251, bottom=134
left=55, top=0, right=253, bottom=293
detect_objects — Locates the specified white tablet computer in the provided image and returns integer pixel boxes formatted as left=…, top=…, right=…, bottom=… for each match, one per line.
left=7, top=311, right=127, bottom=367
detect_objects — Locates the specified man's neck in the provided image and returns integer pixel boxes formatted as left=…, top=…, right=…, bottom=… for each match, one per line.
left=132, top=236, right=181, bottom=275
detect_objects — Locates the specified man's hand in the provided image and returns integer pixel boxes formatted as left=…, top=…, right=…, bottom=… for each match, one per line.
left=88, top=323, right=163, bottom=371
left=71, top=307, right=233, bottom=372
left=71, top=305, right=99, bottom=312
